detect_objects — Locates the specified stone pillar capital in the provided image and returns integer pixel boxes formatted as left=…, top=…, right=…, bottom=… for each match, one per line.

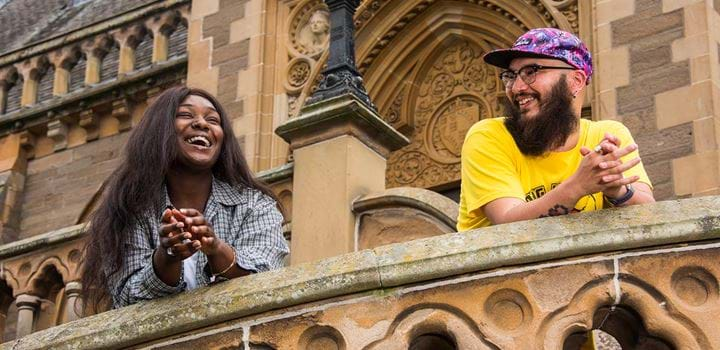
left=276, top=94, right=409, bottom=158
left=145, top=11, right=178, bottom=36
left=177, top=4, right=190, bottom=26
left=13, top=56, right=48, bottom=81
left=48, top=46, right=81, bottom=71
left=0, top=66, right=18, bottom=88
left=64, top=281, right=82, bottom=295
left=15, top=294, right=40, bottom=309
left=80, top=35, right=113, bottom=59
left=111, top=24, right=147, bottom=49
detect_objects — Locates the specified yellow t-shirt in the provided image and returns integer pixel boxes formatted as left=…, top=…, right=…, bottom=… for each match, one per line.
left=457, top=117, right=652, bottom=231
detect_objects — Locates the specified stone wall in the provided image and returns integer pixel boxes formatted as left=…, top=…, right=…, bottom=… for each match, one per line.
left=187, top=0, right=289, bottom=172
left=18, top=133, right=127, bottom=239
left=594, top=0, right=720, bottom=199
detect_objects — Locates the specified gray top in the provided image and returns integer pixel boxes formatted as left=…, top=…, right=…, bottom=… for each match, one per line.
left=109, top=178, right=289, bottom=308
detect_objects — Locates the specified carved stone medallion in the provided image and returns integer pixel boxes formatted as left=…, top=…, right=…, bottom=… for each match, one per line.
left=386, top=38, right=502, bottom=189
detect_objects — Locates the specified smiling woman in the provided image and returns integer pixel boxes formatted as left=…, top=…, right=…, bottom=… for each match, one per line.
left=80, top=86, right=289, bottom=310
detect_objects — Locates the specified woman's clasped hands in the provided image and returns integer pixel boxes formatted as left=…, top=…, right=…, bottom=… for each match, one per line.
left=160, top=208, right=222, bottom=259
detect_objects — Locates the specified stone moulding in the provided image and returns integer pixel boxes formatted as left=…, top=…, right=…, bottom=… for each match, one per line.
left=3, top=195, right=719, bottom=349
left=0, top=223, right=85, bottom=260
left=256, top=162, right=294, bottom=185
left=275, top=94, right=410, bottom=158
left=352, top=187, right=459, bottom=229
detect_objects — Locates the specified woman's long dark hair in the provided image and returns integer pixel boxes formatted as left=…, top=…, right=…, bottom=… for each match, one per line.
left=81, top=86, right=278, bottom=311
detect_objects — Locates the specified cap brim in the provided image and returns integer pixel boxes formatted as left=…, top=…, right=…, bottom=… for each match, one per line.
left=483, top=49, right=561, bottom=69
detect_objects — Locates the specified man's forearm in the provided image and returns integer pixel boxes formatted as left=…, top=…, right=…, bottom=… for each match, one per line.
left=486, top=182, right=583, bottom=225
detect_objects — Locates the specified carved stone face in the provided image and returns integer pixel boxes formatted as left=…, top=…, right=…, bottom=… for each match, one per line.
left=309, top=11, right=329, bottom=35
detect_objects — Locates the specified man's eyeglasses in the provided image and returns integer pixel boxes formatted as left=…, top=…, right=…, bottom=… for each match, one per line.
left=500, top=64, right=577, bottom=87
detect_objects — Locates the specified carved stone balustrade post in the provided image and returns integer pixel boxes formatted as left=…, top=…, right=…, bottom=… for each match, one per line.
left=63, top=282, right=82, bottom=323
left=145, top=12, right=178, bottom=63
left=276, top=0, right=409, bottom=264
left=111, top=24, right=147, bottom=75
left=48, top=46, right=81, bottom=96
left=14, top=56, right=48, bottom=107
left=15, top=294, right=40, bottom=338
left=0, top=67, right=18, bottom=114
left=80, top=35, right=112, bottom=85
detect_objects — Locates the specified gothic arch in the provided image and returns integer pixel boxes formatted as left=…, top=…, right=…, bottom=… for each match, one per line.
left=537, top=275, right=711, bottom=349
left=292, top=0, right=579, bottom=191
left=26, top=257, right=70, bottom=292
left=363, top=302, right=500, bottom=349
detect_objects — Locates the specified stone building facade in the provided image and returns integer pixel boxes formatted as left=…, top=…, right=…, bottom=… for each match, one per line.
left=0, top=0, right=718, bottom=349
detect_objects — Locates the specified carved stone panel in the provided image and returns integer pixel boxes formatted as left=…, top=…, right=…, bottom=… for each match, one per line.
left=284, top=0, right=331, bottom=118
left=386, top=38, right=504, bottom=189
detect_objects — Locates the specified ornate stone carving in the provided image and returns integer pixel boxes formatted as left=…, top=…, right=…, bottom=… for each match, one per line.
left=483, top=288, right=533, bottom=331
left=538, top=0, right=580, bottom=34
left=387, top=39, right=501, bottom=189
left=288, top=1, right=330, bottom=59
left=671, top=266, right=718, bottom=307
left=285, top=57, right=312, bottom=93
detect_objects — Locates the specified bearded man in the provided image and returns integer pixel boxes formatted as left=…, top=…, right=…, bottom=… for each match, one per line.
left=457, top=28, right=655, bottom=231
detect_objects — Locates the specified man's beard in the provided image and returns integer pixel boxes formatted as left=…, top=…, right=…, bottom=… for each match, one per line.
left=503, top=76, right=578, bottom=157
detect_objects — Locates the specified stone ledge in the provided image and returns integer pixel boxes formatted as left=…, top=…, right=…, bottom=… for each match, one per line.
left=256, top=162, right=293, bottom=185
left=0, top=223, right=85, bottom=260
left=3, top=196, right=719, bottom=349
left=275, top=94, right=410, bottom=158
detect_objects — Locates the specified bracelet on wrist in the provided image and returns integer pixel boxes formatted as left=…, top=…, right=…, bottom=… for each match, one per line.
left=212, top=251, right=236, bottom=277
left=605, top=184, right=635, bottom=206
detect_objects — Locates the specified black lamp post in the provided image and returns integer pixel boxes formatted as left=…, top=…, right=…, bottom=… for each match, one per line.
left=305, top=0, right=375, bottom=111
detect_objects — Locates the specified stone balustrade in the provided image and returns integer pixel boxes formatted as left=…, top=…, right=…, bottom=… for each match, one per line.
left=0, top=196, right=716, bottom=349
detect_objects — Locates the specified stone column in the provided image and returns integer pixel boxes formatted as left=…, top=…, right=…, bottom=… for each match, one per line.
left=146, top=12, right=178, bottom=63
left=111, top=24, right=146, bottom=75
left=14, top=56, right=47, bottom=107
left=48, top=47, right=80, bottom=96
left=276, top=95, right=407, bottom=264
left=15, top=294, right=39, bottom=338
left=0, top=67, right=17, bottom=114
left=81, top=35, right=112, bottom=85
left=63, top=282, right=82, bottom=323
left=0, top=133, right=29, bottom=243
left=276, top=0, right=408, bottom=264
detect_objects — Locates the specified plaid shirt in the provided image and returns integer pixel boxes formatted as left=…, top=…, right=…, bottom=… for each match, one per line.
left=109, top=178, right=289, bottom=308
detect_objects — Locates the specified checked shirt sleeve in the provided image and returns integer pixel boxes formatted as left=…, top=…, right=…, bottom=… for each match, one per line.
left=230, top=192, right=289, bottom=273
left=108, top=218, right=186, bottom=308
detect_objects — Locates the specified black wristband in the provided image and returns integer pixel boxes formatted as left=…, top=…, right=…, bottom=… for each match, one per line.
left=606, top=184, right=635, bottom=206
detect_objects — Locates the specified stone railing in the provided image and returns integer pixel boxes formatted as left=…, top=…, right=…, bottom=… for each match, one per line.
left=2, top=196, right=717, bottom=349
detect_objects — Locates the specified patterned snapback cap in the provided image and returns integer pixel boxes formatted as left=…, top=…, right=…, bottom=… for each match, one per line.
left=483, top=28, right=593, bottom=84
